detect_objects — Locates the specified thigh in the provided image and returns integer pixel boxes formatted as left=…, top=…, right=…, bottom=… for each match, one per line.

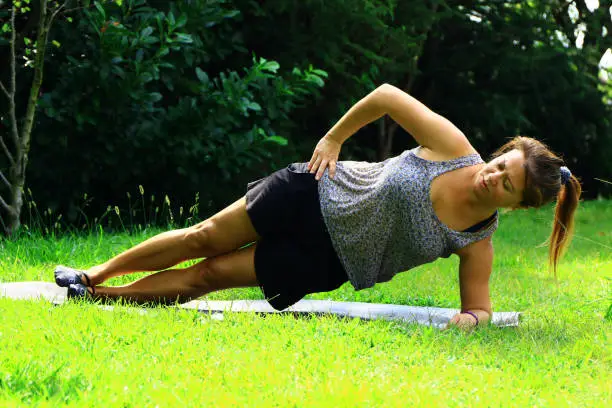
left=199, top=243, right=259, bottom=292
left=191, top=197, right=260, bottom=256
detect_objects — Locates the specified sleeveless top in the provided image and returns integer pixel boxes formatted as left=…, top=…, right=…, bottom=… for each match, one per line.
left=313, top=146, right=498, bottom=290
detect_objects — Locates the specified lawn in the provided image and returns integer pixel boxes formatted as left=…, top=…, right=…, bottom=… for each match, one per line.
left=0, top=200, right=610, bottom=407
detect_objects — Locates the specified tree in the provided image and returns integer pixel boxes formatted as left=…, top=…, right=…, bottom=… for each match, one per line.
left=0, top=0, right=122, bottom=235
left=23, top=0, right=326, bottom=225
left=1, top=0, right=72, bottom=235
left=1, top=0, right=64, bottom=235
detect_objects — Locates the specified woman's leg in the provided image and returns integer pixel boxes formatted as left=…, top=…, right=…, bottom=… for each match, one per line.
left=92, top=243, right=258, bottom=304
left=84, top=197, right=259, bottom=286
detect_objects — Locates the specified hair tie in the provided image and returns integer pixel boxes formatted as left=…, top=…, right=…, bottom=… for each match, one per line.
left=560, top=166, right=571, bottom=185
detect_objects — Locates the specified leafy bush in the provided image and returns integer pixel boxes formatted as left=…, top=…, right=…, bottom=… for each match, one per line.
left=5, top=0, right=610, bottom=232
left=30, top=0, right=326, bottom=222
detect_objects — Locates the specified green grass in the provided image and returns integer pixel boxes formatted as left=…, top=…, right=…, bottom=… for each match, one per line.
left=0, top=200, right=610, bottom=407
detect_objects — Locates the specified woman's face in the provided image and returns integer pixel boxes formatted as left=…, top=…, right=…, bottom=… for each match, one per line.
left=476, top=149, right=526, bottom=209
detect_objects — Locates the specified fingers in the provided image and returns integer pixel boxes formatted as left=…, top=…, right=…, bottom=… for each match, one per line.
left=444, top=314, right=476, bottom=331
left=311, top=158, right=337, bottom=180
left=308, top=154, right=337, bottom=181
left=307, top=152, right=319, bottom=172
left=308, top=137, right=341, bottom=180
left=315, top=160, right=328, bottom=180
left=309, top=155, right=322, bottom=175
left=328, top=161, right=337, bottom=179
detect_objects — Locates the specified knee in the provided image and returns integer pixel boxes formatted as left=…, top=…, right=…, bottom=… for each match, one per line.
left=183, top=220, right=216, bottom=254
left=190, top=259, right=222, bottom=294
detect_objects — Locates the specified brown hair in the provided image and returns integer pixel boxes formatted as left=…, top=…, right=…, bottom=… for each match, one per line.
left=492, top=136, right=582, bottom=276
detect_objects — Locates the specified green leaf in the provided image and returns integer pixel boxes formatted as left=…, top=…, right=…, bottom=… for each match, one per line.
left=94, top=1, right=106, bottom=19
left=157, top=47, right=169, bottom=57
left=185, top=52, right=194, bottom=67
left=264, top=136, right=288, bottom=146
left=195, top=67, right=209, bottom=84
left=148, top=92, right=162, bottom=102
left=52, top=40, right=61, bottom=48
left=224, top=10, right=240, bottom=19
left=312, top=69, right=328, bottom=78
left=140, top=27, right=153, bottom=38
left=142, top=36, right=159, bottom=44
left=307, top=74, right=325, bottom=87
left=141, top=72, right=153, bottom=83
left=261, top=61, right=280, bottom=73
left=159, top=73, right=173, bottom=91
left=174, top=33, right=193, bottom=44
left=247, top=102, right=261, bottom=111
left=176, top=14, right=187, bottom=28
left=168, top=12, right=176, bottom=27
left=2, top=24, right=10, bottom=33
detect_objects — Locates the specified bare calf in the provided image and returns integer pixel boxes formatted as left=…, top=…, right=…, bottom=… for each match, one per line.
left=83, top=197, right=259, bottom=286
left=93, top=244, right=259, bottom=304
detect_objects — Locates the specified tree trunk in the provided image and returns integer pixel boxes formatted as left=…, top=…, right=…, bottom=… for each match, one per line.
left=2, top=0, right=50, bottom=235
left=7, top=159, right=24, bottom=234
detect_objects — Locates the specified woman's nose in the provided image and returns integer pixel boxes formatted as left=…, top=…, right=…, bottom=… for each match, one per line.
left=488, top=172, right=501, bottom=185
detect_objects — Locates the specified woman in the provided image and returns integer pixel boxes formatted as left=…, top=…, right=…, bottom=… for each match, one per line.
left=54, top=84, right=581, bottom=329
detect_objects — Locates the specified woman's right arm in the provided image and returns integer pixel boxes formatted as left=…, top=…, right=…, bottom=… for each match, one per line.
left=309, top=83, right=473, bottom=179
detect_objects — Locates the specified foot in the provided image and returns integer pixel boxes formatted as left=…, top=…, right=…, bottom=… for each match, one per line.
left=55, top=265, right=91, bottom=288
left=67, top=283, right=95, bottom=299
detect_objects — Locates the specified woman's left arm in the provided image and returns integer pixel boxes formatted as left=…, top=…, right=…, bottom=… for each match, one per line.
left=447, top=238, right=494, bottom=330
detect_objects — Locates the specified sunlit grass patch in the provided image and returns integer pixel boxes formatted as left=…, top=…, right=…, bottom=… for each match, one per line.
left=0, top=200, right=610, bottom=406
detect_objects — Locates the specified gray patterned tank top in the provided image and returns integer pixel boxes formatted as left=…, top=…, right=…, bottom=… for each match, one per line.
left=314, top=146, right=498, bottom=290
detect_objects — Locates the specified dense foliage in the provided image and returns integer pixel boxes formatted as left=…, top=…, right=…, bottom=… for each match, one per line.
left=0, top=0, right=610, bottom=229
left=236, top=0, right=612, bottom=194
left=25, top=0, right=326, bottom=223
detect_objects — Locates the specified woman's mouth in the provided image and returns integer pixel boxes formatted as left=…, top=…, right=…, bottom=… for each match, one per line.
left=481, top=176, right=488, bottom=191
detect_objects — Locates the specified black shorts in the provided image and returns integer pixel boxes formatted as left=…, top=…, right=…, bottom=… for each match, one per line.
left=245, top=163, right=348, bottom=311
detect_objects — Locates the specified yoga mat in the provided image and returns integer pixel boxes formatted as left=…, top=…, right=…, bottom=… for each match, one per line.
left=0, top=282, right=520, bottom=328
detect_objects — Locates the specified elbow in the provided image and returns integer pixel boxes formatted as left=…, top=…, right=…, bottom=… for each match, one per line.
left=376, top=83, right=397, bottom=96
left=371, top=83, right=398, bottom=113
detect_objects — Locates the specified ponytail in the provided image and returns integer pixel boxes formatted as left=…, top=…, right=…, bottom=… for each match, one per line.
left=493, top=136, right=582, bottom=277
left=549, top=175, right=581, bottom=277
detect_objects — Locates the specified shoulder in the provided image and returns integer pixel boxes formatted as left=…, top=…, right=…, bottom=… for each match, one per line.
left=456, top=236, right=494, bottom=260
